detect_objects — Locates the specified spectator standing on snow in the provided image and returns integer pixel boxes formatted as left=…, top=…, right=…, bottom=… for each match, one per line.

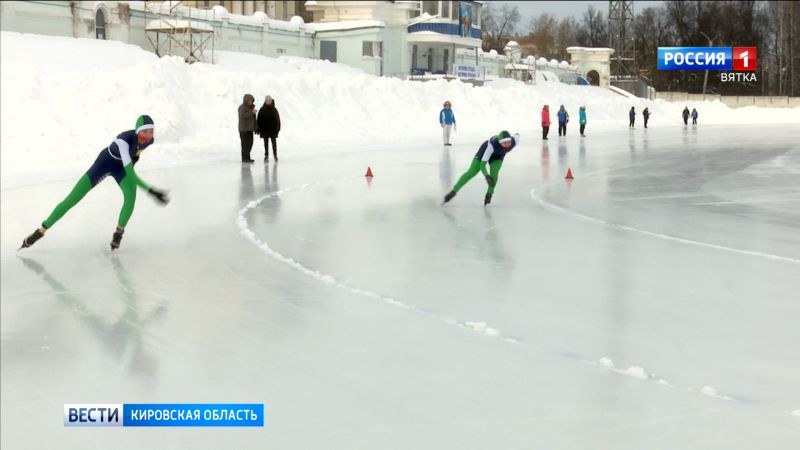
left=557, top=105, right=569, bottom=136
left=257, top=95, right=281, bottom=162
left=439, top=101, right=456, bottom=146
left=238, top=94, right=257, bottom=163
left=541, top=105, right=551, bottom=140
left=691, top=108, right=698, bottom=125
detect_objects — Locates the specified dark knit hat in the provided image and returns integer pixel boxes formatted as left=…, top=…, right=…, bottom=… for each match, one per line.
left=135, top=115, right=154, bottom=134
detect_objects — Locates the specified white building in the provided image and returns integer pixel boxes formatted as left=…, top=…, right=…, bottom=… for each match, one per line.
left=0, top=1, right=485, bottom=78
left=566, top=46, right=615, bottom=88
left=305, top=1, right=483, bottom=77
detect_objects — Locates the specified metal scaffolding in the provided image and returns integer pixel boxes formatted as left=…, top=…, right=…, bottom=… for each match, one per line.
left=608, top=0, right=635, bottom=77
left=144, top=1, right=215, bottom=64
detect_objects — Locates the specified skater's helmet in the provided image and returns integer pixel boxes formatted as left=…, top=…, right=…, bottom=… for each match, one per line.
left=497, top=130, right=519, bottom=148
left=135, top=115, right=155, bottom=134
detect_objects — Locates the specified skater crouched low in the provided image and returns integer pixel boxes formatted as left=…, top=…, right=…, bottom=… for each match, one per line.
left=443, top=131, right=519, bottom=206
left=20, top=115, right=170, bottom=251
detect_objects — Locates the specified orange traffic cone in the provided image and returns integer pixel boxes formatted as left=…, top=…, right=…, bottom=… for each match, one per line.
left=365, top=166, right=374, bottom=177
left=565, top=168, right=574, bottom=180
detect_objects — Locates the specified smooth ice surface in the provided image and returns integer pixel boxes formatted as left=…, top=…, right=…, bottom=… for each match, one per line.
left=2, top=126, right=800, bottom=449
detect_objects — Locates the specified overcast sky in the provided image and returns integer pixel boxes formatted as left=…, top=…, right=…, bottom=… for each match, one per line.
left=488, top=1, right=662, bottom=34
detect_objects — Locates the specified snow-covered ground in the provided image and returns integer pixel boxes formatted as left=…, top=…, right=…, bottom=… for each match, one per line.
left=2, top=31, right=799, bottom=188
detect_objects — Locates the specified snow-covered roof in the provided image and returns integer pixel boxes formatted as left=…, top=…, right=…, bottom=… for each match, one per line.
left=504, top=63, right=532, bottom=70
left=566, top=46, right=615, bottom=53
left=146, top=19, right=214, bottom=33
left=121, top=2, right=312, bottom=33
left=309, top=20, right=386, bottom=32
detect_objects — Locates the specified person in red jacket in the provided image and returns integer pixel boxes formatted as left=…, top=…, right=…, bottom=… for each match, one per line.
left=541, top=104, right=551, bottom=140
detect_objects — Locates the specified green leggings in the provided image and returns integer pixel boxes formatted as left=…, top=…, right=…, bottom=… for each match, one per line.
left=42, top=175, right=137, bottom=229
left=453, top=159, right=503, bottom=194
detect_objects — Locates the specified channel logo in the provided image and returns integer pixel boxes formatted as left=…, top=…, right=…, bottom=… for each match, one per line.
left=64, top=404, right=122, bottom=427
left=64, top=403, right=265, bottom=427
left=658, top=47, right=757, bottom=71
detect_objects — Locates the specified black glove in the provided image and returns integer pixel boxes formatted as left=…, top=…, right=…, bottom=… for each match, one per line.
left=485, top=175, right=496, bottom=187
left=148, top=187, right=170, bottom=205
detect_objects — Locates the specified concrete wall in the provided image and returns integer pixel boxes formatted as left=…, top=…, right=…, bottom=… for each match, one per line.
left=654, top=91, right=800, bottom=108
left=315, top=28, right=383, bottom=75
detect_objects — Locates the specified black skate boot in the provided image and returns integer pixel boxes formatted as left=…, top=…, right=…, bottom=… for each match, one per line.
left=20, top=228, right=45, bottom=250
left=484, top=193, right=493, bottom=206
left=110, top=227, right=124, bottom=251
left=443, top=190, right=457, bottom=204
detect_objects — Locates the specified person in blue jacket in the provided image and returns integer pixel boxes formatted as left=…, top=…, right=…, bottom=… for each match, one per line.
left=20, top=115, right=170, bottom=251
left=557, top=105, right=569, bottom=136
left=691, top=108, right=698, bottom=125
left=439, top=100, right=456, bottom=146
left=443, top=131, right=520, bottom=206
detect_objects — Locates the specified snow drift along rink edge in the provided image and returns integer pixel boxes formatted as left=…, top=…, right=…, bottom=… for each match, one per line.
left=2, top=31, right=799, bottom=188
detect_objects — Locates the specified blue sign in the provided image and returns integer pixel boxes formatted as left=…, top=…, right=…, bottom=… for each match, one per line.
left=65, top=403, right=265, bottom=427
left=658, top=47, right=732, bottom=71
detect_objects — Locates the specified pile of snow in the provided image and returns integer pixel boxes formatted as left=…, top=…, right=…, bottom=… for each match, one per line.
left=2, top=31, right=798, bottom=188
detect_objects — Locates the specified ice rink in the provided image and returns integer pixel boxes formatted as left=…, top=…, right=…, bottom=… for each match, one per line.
left=2, top=125, right=799, bottom=449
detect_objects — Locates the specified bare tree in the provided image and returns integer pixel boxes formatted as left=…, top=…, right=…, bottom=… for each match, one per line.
left=580, top=6, right=607, bottom=47
left=481, top=2, right=520, bottom=51
left=496, top=4, right=521, bottom=41
left=528, top=13, right=558, bottom=58
left=555, top=17, right=579, bottom=60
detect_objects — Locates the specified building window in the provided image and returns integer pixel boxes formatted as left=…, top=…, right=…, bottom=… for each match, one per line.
left=95, top=9, right=106, bottom=40
left=442, top=1, right=450, bottom=19
left=410, top=1, right=420, bottom=18
left=422, top=0, right=437, bottom=16
left=362, top=41, right=382, bottom=58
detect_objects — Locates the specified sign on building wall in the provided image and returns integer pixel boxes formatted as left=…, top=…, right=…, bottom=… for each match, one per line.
left=459, top=3, right=473, bottom=38
left=454, top=64, right=484, bottom=80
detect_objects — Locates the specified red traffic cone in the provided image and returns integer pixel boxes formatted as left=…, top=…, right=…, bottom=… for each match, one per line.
left=365, top=166, right=374, bottom=177
left=565, top=168, right=574, bottom=180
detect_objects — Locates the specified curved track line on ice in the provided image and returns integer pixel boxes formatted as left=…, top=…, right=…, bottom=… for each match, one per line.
left=236, top=178, right=519, bottom=343
left=236, top=178, right=765, bottom=408
left=530, top=189, right=800, bottom=265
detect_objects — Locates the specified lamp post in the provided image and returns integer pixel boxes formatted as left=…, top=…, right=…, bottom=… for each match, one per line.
left=699, top=31, right=718, bottom=95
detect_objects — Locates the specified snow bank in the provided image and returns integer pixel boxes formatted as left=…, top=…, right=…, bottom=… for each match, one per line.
left=2, top=31, right=798, bottom=188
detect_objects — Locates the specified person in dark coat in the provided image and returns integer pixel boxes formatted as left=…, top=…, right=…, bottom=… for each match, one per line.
left=643, top=107, right=651, bottom=128
left=256, top=95, right=281, bottom=162
left=682, top=106, right=690, bottom=126
left=238, top=94, right=257, bottom=163
left=629, top=106, right=636, bottom=128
